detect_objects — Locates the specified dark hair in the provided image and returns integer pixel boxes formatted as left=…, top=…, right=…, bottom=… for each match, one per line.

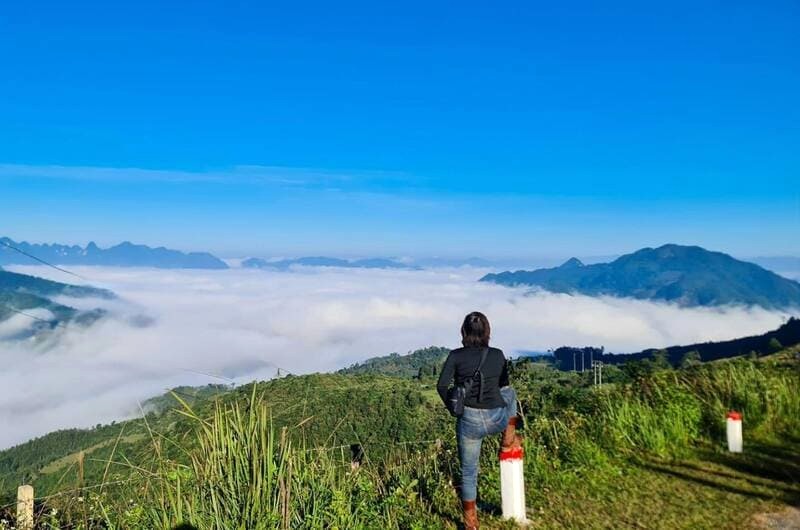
left=461, top=311, right=490, bottom=347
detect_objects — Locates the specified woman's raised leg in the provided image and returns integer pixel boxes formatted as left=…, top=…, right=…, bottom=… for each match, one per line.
left=499, top=387, right=521, bottom=450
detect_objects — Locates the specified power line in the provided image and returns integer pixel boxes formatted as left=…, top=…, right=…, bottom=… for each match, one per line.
left=0, top=304, right=65, bottom=328
left=259, top=359, right=295, bottom=377
left=0, top=239, right=88, bottom=281
left=181, top=368, right=237, bottom=385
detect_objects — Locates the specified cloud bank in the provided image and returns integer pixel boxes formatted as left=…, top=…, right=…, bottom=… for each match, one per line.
left=0, top=265, right=790, bottom=448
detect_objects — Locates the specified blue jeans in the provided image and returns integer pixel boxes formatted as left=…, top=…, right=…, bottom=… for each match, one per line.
left=456, top=386, right=518, bottom=502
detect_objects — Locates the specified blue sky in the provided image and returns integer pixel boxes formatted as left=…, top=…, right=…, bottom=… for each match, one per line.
left=0, top=1, right=797, bottom=258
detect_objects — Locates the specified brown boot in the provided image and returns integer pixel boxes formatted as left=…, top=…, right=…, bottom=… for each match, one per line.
left=500, top=416, right=522, bottom=451
left=462, top=499, right=479, bottom=530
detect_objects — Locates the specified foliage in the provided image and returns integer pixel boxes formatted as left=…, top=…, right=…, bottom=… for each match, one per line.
left=337, top=347, right=450, bottom=379
left=679, top=350, right=701, bottom=368
left=1, top=344, right=799, bottom=529
left=607, top=317, right=800, bottom=366
left=141, top=385, right=232, bottom=415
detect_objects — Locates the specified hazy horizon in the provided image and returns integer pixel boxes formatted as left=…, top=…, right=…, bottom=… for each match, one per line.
left=3, top=233, right=799, bottom=267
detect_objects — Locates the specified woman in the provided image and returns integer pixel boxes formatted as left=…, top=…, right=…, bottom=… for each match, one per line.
left=437, top=311, right=521, bottom=529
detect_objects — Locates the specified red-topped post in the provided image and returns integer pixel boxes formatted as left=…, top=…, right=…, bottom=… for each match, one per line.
left=726, top=411, right=743, bottom=453
left=500, top=446, right=528, bottom=523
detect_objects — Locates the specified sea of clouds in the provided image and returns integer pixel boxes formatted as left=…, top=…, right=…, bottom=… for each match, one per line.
left=0, top=264, right=790, bottom=448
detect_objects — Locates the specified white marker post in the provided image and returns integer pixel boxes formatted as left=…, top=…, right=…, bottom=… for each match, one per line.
left=17, top=485, right=33, bottom=530
left=726, top=411, right=743, bottom=453
left=499, top=446, right=528, bottom=524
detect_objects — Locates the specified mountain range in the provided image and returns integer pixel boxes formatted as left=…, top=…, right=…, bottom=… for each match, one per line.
left=242, top=256, right=419, bottom=270
left=481, top=244, right=800, bottom=309
left=0, top=237, right=228, bottom=269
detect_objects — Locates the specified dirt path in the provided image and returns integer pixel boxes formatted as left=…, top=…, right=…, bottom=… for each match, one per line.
left=753, top=506, right=800, bottom=530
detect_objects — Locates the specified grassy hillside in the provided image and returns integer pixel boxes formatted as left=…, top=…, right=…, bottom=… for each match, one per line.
left=141, top=384, right=232, bottom=414
left=0, top=374, right=449, bottom=499
left=1, top=344, right=798, bottom=528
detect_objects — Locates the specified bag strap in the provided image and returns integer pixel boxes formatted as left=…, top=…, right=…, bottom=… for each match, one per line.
left=474, top=347, right=490, bottom=375
left=468, top=347, right=490, bottom=403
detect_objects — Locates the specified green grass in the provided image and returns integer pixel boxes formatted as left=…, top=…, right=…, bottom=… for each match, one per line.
left=39, top=434, right=146, bottom=475
left=526, top=436, right=800, bottom=529
left=1, top=348, right=798, bottom=529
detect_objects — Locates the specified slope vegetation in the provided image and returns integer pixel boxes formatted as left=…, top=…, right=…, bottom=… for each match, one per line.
left=0, top=342, right=797, bottom=528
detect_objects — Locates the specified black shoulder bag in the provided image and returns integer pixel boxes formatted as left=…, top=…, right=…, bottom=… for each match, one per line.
left=446, top=347, right=489, bottom=417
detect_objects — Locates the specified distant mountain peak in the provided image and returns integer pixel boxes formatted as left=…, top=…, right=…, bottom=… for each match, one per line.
left=481, top=244, right=800, bottom=309
left=560, top=257, right=584, bottom=268
left=242, top=255, right=419, bottom=271
left=633, top=244, right=706, bottom=258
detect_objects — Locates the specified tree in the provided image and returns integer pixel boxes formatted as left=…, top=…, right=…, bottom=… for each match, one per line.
left=768, top=338, right=783, bottom=353
left=621, top=359, right=653, bottom=381
left=652, top=349, right=672, bottom=370
left=680, top=350, right=701, bottom=368
left=415, top=363, right=438, bottom=379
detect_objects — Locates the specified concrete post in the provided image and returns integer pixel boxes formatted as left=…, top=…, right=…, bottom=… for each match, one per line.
left=727, top=411, right=743, bottom=452
left=17, top=485, right=33, bottom=530
left=500, top=448, right=528, bottom=523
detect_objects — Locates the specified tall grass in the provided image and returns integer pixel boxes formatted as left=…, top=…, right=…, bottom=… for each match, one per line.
left=95, top=387, right=459, bottom=529
left=685, top=359, right=800, bottom=437
left=601, top=382, right=701, bottom=457
left=600, top=358, right=800, bottom=458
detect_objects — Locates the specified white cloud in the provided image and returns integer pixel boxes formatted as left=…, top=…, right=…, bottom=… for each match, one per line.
left=0, top=265, right=789, bottom=449
left=0, top=308, right=54, bottom=340
left=0, top=163, right=412, bottom=190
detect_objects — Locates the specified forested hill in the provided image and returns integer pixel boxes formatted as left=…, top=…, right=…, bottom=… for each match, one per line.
left=142, top=384, right=232, bottom=414
left=0, top=268, right=113, bottom=335
left=608, top=317, right=800, bottom=365
left=552, top=317, right=800, bottom=370
left=337, top=346, right=450, bottom=378
left=481, top=244, right=800, bottom=309
left=0, top=268, right=113, bottom=300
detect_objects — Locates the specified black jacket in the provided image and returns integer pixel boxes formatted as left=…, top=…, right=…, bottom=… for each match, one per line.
left=436, top=346, right=509, bottom=410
